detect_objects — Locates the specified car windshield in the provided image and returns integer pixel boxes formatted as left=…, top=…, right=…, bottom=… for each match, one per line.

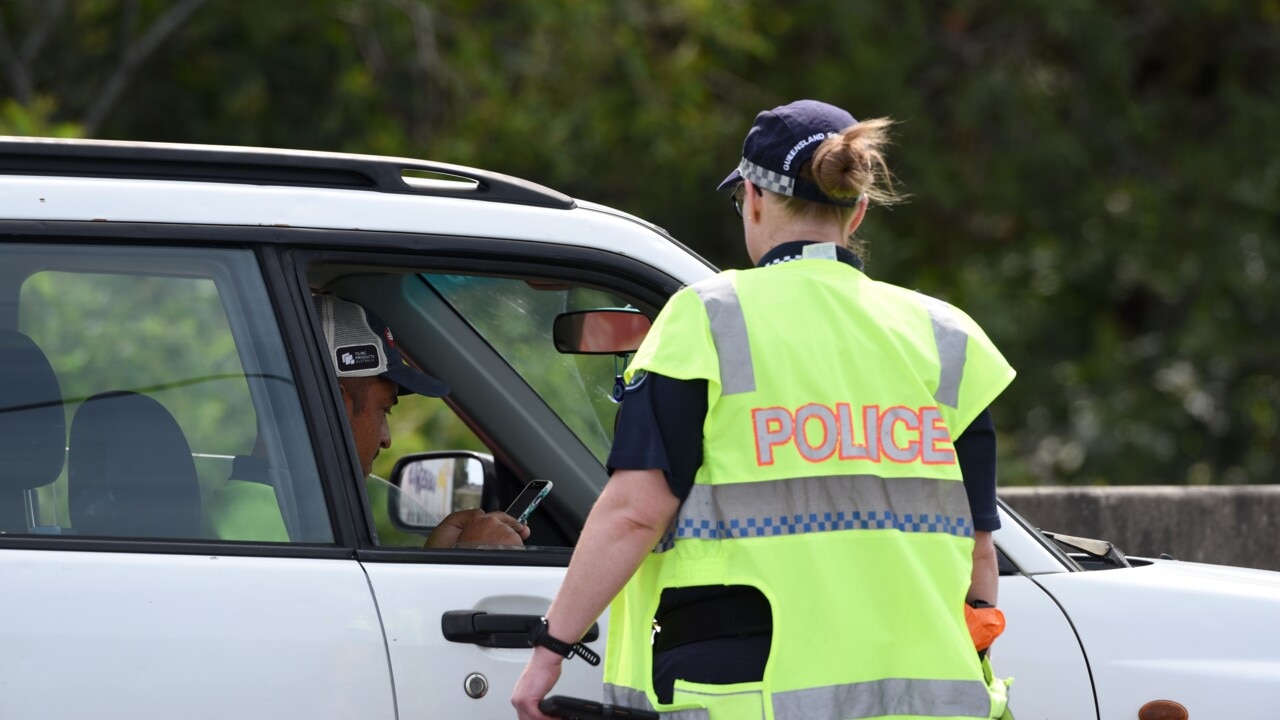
left=418, top=273, right=639, bottom=463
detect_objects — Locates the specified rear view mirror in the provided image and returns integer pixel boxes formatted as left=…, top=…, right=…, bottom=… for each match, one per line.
left=553, top=309, right=651, bottom=355
left=388, top=451, right=493, bottom=532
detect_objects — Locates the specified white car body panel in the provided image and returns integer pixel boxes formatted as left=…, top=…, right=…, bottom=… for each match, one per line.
left=0, top=176, right=711, bottom=281
left=0, top=551, right=393, bottom=720
left=1036, top=560, right=1280, bottom=719
left=365, top=561, right=606, bottom=718
left=991, top=575, right=1096, bottom=719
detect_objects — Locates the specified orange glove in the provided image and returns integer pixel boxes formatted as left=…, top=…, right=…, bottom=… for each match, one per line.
left=964, top=602, right=1006, bottom=652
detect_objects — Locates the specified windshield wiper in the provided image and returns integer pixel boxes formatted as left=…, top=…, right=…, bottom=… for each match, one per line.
left=1042, top=531, right=1132, bottom=570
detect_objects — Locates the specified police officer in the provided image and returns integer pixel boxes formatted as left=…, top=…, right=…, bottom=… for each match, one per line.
left=513, top=99, right=1014, bottom=720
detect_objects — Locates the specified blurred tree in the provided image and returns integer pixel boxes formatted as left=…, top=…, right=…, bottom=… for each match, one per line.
left=0, top=96, right=81, bottom=136
left=0, top=0, right=208, bottom=136
left=0, top=0, right=1275, bottom=488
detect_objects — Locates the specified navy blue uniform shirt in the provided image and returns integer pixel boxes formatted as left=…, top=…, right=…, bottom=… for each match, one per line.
left=606, top=240, right=1001, bottom=532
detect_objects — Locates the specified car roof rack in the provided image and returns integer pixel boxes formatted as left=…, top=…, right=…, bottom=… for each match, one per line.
left=0, top=137, right=575, bottom=210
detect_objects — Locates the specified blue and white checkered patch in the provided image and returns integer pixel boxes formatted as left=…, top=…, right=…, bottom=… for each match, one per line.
left=738, top=158, right=795, bottom=197
left=667, top=511, right=971, bottom=545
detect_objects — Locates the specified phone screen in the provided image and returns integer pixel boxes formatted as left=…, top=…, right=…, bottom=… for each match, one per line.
left=504, top=479, right=552, bottom=524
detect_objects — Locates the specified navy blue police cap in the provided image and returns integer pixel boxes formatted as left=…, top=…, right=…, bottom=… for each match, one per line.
left=717, top=99, right=860, bottom=207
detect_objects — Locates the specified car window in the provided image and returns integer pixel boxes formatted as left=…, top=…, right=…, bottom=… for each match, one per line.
left=367, top=394, right=488, bottom=548
left=2, top=243, right=331, bottom=543
left=313, top=265, right=649, bottom=550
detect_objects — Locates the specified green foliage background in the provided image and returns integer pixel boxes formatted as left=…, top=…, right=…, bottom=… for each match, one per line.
left=4, top=0, right=1277, bottom=487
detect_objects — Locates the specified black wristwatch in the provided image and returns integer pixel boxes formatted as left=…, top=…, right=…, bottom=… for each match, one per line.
left=529, top=617, right=601, bottom=666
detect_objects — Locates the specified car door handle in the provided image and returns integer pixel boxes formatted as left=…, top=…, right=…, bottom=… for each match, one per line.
left=441, top=611, right=599, bottom=648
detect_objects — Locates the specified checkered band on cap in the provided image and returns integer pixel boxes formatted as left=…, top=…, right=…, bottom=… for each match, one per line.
left=322, top=296, right=388, bottom=377
left=738, top=157, right=796, bottom=197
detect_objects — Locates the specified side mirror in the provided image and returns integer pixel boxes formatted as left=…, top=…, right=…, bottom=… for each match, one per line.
left=388, top=451, right=493, bottom=532
left=553, top=308, right=652, bottom=355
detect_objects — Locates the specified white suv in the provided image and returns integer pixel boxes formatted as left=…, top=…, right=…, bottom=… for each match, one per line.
left=1, top=137, right=1277, bottom=719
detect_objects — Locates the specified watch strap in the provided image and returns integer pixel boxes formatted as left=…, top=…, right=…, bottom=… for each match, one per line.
left=530, top=618, right=601, bottom=666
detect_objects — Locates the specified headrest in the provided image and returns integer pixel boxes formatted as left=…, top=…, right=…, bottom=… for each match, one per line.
left=0, top=330, right=66, bottom=491
left=68, top=391, right=202, bottom=538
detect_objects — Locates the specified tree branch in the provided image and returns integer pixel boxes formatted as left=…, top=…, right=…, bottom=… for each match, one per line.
left=118, top=0, right=140, bottom=64
left=0, top=14, right=32, bottom=104
left=383, top=0, right=450, bottom=141
left=20, top=0, right=67, bottom=63
left=83, top=0, right=210, bottom=136
left=0, top=0, right=67, bottom=104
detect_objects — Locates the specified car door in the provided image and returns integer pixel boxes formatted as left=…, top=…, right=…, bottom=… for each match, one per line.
left=991, top=503, right=1098, bottom=719
left=0, top=238, right=395, bottom=720
left=296, top=247, right=674, bottom=718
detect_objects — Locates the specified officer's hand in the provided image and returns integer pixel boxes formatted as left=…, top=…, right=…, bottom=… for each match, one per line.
left=512, top=646, right=563, bottom=720
left=965, top=601, right=1006, bottom=655
left=425, top=508, right=529, bottom=548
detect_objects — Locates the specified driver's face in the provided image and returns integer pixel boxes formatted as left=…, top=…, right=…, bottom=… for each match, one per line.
left=340, top=376, right=398, bottom=477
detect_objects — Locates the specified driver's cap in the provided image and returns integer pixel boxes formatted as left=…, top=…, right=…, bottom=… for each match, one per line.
left=315, top=293, right=450, bottom=398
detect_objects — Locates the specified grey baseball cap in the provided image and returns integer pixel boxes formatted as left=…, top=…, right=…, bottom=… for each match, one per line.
left=315, top=294, right=450, bottom=398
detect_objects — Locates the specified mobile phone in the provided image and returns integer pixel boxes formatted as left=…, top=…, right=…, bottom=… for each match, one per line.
left=538, top=695, right=658, bottom=720
left=505, top=479, right=552, bottom=524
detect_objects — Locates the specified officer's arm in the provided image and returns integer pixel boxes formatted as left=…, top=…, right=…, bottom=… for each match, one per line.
left=955, top=409, right=999, bottom=607
left=511, top=469, right=678, bottom=718
left=956, top=413, right=1006, bottom=652
left=965, top=530, right=1006, bottom=655
left=968, top=530, right=998, bottom=606
left=543, top=469, right=677, bottom=639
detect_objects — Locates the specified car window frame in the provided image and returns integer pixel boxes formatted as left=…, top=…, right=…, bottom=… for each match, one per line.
left=0, top=223, right=362, bottom=559
left=0, top=220, right=685, bottom=560
left=287, top=239, right=681, bottom=564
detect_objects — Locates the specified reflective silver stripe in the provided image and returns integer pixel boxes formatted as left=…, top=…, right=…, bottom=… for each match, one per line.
left=738, top=157, right=796, bottom=196
left=916, top=294, right=968, bottom=409
left=693, top=276, right=756, bottom=395
left=772, top=677, right=993, bottom=720
left=604, top=684, right=711, bottom=720
left=607, top=678, right=991, bottom=720
left=667, top=474, right=972, bottom=547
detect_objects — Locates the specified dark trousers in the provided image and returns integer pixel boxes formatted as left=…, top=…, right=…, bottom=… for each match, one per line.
left=652, top=633, right=771, bottom=704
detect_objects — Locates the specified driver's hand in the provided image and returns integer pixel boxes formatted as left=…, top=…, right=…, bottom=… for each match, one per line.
left=425, top=508, right=530, bottom=548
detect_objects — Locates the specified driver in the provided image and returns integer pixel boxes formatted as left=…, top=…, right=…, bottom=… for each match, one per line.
left=207, top=294, right=528, bottom=547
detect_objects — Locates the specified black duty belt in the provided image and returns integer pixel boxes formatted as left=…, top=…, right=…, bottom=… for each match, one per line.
left=652, top=589, right=772, bottom=654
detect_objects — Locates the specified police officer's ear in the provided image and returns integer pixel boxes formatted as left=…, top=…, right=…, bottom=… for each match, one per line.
left=846, top=195, right=870, bottom=236
left=744, top=179, right=765, bottom=222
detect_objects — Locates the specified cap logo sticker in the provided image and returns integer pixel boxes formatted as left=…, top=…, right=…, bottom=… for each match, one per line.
left=336, top=344, right=381, bottom=371
left=782, top=132, right=835, bottom=171
left=383, top=327, right=395, bottom=348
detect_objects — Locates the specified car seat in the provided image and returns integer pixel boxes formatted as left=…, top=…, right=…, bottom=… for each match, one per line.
left=0, top=329, right=67, bottom=532
left=68, top=391, right=205, bottom=538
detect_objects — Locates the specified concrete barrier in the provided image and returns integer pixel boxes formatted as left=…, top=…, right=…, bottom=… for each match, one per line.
left=998, top=486, right=1280, bottom=573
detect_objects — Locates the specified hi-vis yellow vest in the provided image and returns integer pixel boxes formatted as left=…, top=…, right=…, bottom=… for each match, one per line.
left=604, top=253, right=1016, bottom=720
